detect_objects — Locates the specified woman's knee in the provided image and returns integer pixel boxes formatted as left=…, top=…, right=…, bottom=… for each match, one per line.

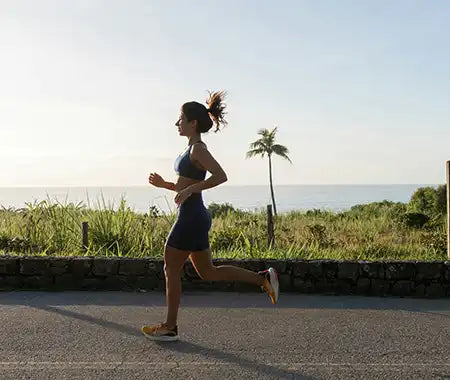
left=164, top=263, right=183, bottom=278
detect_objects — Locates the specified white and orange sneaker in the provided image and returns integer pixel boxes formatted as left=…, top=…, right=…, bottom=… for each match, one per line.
left=258, top=267, right=279, bottom=304
left=141, top=323, right=179, bottom=342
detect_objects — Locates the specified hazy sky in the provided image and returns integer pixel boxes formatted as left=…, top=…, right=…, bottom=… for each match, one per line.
left=1, top=0, right=449, bottom=186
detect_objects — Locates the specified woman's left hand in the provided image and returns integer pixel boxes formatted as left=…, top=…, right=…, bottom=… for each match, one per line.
left=174, top=188, right=193, bottom=207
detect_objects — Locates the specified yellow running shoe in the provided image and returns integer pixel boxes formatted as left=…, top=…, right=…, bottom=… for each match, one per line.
left=141, top=323, right=179, bottom=342
left=258, top=267, right=279, bottom=304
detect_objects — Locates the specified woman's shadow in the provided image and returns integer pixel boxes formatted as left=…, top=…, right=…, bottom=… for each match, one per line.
left=153, top=340, right=316, bottom=380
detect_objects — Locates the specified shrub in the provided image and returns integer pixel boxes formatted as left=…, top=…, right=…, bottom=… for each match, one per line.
left=346, top=200, right=404, bottom=219
left=208, top=202, right=237, bottom=218
left=400, top=213, right=430, bottom=229
left=408, top=185, right=446, bottom=217
left=145, top=205, right=160, bottom=218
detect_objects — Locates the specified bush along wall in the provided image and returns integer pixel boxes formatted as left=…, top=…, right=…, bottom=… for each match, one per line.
left=0, top=256, right=448, bottom=298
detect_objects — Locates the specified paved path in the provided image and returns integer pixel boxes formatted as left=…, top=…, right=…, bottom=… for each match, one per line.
left=0, top=291, right=449, bottom=379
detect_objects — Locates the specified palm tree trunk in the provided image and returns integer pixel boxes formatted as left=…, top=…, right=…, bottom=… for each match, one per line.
left=268, top=154, right=277, bottom=215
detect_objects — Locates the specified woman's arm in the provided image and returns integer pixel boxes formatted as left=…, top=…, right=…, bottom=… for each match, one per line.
left=149, top=173, right=177, bottom=192
left=187, top=144, right=227, bottom=193
left=163, top=181, right=176, bottom=191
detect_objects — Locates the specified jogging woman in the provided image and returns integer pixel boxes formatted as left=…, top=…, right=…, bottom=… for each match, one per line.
left=141, top=91, right=279, bottom=341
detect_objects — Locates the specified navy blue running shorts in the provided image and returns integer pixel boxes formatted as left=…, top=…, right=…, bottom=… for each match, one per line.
left=166, top=193, right=212, bottom=251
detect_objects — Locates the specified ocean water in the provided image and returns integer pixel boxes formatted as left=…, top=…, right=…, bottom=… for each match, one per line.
left=0, top=184, right=437, bottom=214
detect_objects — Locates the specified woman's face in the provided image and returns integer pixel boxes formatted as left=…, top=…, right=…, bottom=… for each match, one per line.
left=175, top=111, right=197, bottom=137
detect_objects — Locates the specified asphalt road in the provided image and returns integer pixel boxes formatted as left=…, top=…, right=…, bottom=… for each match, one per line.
left=1, top=290, right=449, bottom=380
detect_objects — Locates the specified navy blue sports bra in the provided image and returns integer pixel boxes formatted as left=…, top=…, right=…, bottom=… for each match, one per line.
left=174, top=143, right=207, bottom=180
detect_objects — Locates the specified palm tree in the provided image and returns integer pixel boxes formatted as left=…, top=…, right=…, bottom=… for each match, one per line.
left=246, top=127, right=292, bottom=216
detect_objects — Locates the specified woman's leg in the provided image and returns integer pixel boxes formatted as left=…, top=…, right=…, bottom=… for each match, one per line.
left=189, top=248, right=264, bottom=286
left=164, top=244, right=190, bottom=328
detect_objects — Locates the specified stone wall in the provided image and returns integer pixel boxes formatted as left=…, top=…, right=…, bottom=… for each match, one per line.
left=0, top=256, right=448, bottom=298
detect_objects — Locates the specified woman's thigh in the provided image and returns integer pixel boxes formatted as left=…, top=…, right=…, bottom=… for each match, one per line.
left=164, top=244, right=191, bottom=273
left=189, top=248, right=215, bottom=278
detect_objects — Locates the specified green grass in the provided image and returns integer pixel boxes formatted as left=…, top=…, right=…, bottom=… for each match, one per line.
left=0, top=195, right=447, bottom=261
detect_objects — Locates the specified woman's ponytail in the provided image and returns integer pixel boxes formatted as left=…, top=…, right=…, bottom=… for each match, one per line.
left=206, top=90, right=227, bottom=133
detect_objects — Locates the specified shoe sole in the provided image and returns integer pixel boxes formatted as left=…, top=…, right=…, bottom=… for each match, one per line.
left=268, top=267, right=279, bottom=304
left=142, top=332, right=179, bottom=342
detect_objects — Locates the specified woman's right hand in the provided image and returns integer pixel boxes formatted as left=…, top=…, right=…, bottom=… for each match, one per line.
left=148, top=172, right=166, bottom=188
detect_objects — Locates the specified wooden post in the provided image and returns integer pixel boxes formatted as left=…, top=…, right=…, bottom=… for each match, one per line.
left=82, top=221, right=89, bottom=252
left=267, top=204, right=275, bottom=247
left=447, top=161, right=450, bottom=259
